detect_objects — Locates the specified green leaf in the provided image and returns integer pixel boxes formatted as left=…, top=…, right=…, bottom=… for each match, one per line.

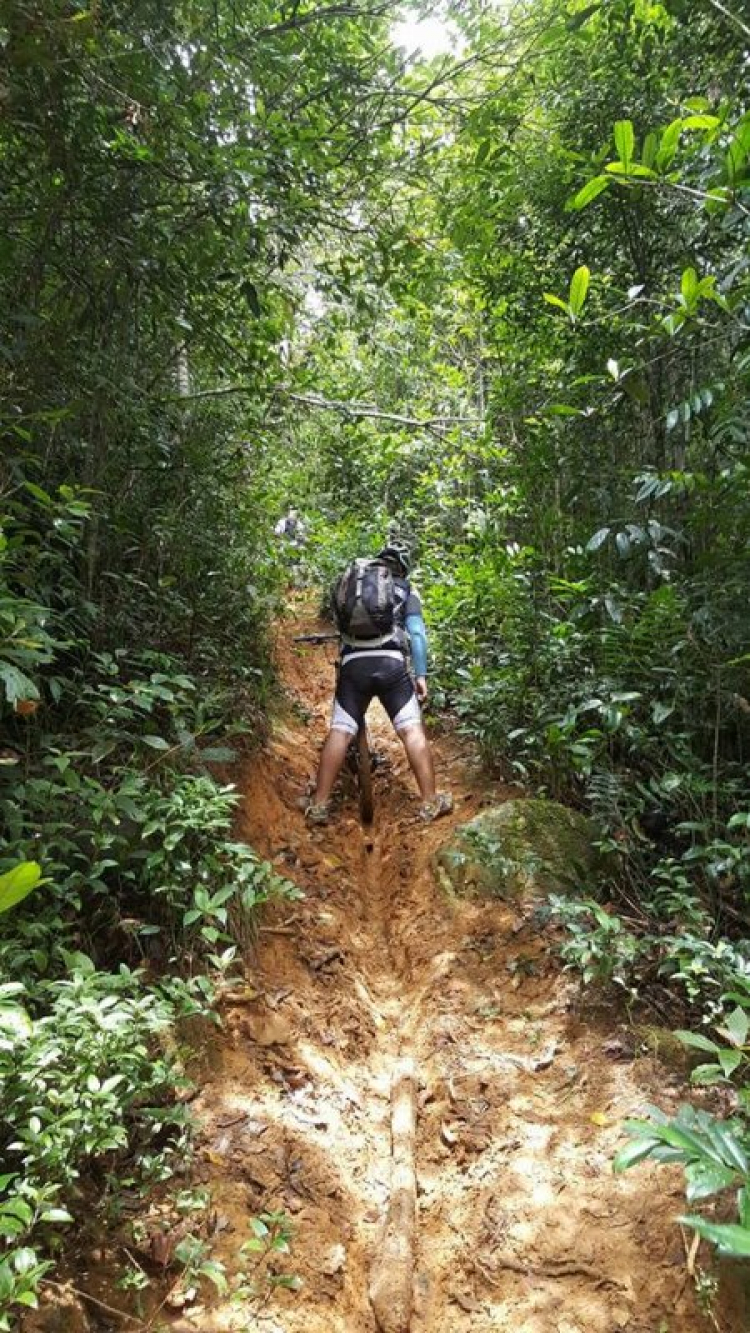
left=568, top=265, right=590, bottom=317
left=586, top=526, right=610, bottom=552
left=142, top=735, right=171, bottom=751
left=0, top=1200, right=32, bottom=1226
left=613, top=1136, right=661, bottom=1172
left=690, top=1063, right=725, bottom=1085
left=199, top=1260, right=228, bottom=1293
left=543, top=293, right=570, bottom=314
left=605, top=162, right=656, bottom=179
left=680, top=267, right=699, bottom=306
left=705, top=186, right=732, bottom=212
left=685, top=1160, right=739, bottom=1202
left=240, top=281, right=261, bottom=317
left=0, top=1005, right=33, bottom=1041
left=0, top=663, right=40, bottom=706
left=717, top=1048, right=742, bottom=1077
left=566, top=2, right=601, bottom=30
left=680, top=1217, right=750, bottom=1257
left=567, top=175, right=610, bottom=210
left=716, top=1006, right=749, bottom=1049
left=40, top=1208, right=73, bottom=1224
left=0, top=862, right=43, bottom=915
left=614, top=119, right=635, bottom=170
left=61, top=950, right=96, bottom=976
left=642, top=131, right=658, bottom=169
left=23, top=482, right=53, bottom=506
left=674, top=1030, right=721, bottom=1055
left=726, top=130, right=750, bottom=182
left=682, top=114, right=720, bottom=132
left=656, top=119, right=682, bottom=170
left=474, top=139, right=491, bottom=166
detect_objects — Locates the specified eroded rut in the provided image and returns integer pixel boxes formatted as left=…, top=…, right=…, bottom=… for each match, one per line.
left=166, top=614, right=742, bottom=1333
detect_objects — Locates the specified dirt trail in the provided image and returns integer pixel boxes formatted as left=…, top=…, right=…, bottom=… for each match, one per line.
left=174, top=608, right=740, bottom=1333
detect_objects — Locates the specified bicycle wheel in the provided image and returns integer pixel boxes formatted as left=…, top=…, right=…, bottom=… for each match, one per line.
left=356, top=725, right=374, bottom=825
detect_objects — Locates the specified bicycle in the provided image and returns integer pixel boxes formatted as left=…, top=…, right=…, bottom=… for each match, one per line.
left=293, top=633, right=374, bottom=825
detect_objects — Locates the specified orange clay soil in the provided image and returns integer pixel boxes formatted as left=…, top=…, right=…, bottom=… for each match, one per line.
left=70, top=605, right=748, bottom=1333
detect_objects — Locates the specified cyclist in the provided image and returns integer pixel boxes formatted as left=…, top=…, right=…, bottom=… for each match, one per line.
left=275, top=507, right=307, bottom=587
left=274, top=507, right=307, bottom=545
left=305, top=541, right=453, bottom=825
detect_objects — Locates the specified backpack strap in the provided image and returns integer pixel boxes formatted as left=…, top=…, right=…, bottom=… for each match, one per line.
left=340, top=630, right=398, bottom=649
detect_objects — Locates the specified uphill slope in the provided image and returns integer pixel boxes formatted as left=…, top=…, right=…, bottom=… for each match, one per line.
left=177, top=608, right=740, bottom=1333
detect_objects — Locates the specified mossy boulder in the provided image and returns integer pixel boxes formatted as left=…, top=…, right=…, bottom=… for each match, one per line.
left=633, top=1025, right=704, bottom=1073
left=433, top=798, right=598, bottom=902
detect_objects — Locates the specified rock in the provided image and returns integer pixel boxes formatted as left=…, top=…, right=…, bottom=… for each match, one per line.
left=320, top=1242, right=346, bottom=1275
left=433, top=799, right=599, bottom=902
left=240, top=1012, right=292, bottom=1047
left=634, top=1024, right=703, bottom=1072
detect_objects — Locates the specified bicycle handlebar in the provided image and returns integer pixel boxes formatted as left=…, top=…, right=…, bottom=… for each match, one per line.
left=293, top=633, right=339, bottom=644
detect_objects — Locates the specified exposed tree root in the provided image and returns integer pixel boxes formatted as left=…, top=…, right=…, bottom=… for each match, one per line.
left=369, top=1054, right=418, bottom=1333
left=473, top=1254, right=628, bottom=1290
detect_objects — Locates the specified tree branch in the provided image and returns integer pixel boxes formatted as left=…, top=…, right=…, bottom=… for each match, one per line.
left=705, top=0, right=750, bottom=40
left=253, top=2, right=395, bottom=40
left=169, top=384, right=483, bottom=433
left=285, top=390, right=483, bottom=431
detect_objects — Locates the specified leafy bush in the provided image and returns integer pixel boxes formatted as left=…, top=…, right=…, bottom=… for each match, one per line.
left=3, top=769, right=291, bottom=959
left=549, top=896, right=648, bottom=993
left=615, top=1103, right=750, bottom=1259
left=0, top=962, right=191, bottom=1327
left=0, top=528, right=291, bottom=1323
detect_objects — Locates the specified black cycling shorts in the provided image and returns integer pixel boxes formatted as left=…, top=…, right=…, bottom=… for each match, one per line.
left=331, top=651, right=421, bottom=735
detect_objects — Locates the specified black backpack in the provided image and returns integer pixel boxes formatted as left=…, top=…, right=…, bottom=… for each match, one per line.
left=332, top=558, right=397, bottom=639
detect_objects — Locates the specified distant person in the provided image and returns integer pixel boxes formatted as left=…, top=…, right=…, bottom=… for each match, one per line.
left=274, top=507, right=307, bottom=546
left=305, top=541, right=453, bottom=825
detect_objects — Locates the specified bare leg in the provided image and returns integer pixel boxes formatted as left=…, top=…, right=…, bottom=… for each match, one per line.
left=398, top=724, right=437, bottom=800
left=312, top=729, right=351, bottom=805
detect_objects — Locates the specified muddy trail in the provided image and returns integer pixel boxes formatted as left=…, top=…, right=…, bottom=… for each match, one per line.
left=164, top=608, right=741, bottom=1333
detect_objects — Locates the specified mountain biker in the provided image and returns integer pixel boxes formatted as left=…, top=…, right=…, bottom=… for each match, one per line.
left=305, top=541, right=453, bottom=825
left=274, top=508, right=306, bottom=546
left=275, top=507, right=307, bottom=589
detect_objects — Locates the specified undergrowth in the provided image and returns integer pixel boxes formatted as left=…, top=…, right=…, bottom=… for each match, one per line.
left=0, top=490, right=295, bottom=1326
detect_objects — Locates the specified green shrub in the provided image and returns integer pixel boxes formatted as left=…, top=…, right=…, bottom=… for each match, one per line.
left=0, top=961, right=191, bottom=1327
left=615, top=1102, right=750, bottom=1260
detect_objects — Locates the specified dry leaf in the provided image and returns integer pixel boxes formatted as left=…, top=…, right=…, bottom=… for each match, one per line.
left=14, top=699, right=38, bottom=716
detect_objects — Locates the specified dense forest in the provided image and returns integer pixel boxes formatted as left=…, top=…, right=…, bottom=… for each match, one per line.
left=2, top=0, right=750, bottom=1325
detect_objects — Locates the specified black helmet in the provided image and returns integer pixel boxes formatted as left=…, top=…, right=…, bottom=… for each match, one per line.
left=377, top=541, right=411, bottom=576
